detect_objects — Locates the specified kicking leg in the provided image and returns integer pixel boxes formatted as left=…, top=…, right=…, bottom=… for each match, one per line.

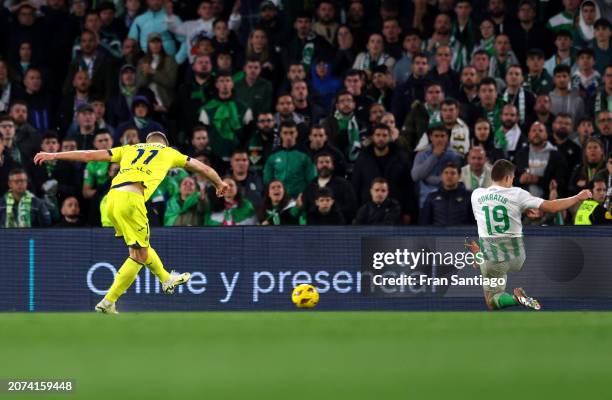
left=141, top=246, right=191, bottom=294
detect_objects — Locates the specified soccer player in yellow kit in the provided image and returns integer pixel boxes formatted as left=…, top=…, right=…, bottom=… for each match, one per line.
left=34, top=132, right=228, bottom=314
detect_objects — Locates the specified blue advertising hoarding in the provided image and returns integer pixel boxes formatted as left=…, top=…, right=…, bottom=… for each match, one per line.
left=1, top=227, right=612, bottom=312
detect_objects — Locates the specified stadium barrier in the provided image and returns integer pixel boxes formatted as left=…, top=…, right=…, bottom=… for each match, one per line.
left=2, top=227, right=612, bottom=312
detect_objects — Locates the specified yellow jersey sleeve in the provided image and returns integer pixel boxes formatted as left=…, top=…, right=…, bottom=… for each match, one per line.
left=108, top=146, right=125, bottom=163
left=168, top=147, right=190, bottom=168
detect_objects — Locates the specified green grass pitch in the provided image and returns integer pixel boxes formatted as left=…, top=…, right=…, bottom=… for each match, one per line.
left=1, top=312, right=610, bottom=400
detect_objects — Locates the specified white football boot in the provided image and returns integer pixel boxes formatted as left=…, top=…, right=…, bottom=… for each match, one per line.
left=162, top=271, right=191, bottom=294
left=95, top=299, right=119, bottom=314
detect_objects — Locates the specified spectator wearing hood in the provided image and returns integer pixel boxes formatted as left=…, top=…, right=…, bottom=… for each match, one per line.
left=115, top=95, right=164, bottom=143
left=310, top=58, right=341, bottom=112
left=107, top=64, right=155, bottom=129
left=419, top=163, right=474, bottom=226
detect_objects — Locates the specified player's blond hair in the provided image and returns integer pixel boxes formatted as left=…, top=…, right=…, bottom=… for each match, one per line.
left=146, top=131, right=169, bottom=146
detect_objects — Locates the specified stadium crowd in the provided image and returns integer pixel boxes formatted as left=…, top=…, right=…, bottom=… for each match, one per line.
left=0, top=0, right=611, bottom=228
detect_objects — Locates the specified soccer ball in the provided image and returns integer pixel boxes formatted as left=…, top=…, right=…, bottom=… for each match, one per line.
left=291, top=284, right=319, bottom=309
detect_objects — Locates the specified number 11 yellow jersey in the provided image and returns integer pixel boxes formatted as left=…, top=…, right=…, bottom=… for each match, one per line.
left=108, top=143, right=189, bottom=201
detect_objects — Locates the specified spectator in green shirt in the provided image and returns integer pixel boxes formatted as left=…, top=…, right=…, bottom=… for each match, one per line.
left=83, top=129, right=113, bottom=225
left=263, top=121, right=316, bottom=197
left=83, top=130, right=114, bottom=200
left=164, top=176, right=208, bottom=227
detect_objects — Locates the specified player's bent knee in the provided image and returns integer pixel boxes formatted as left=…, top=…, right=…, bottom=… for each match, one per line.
left=129, top=247, right=148, bottom=264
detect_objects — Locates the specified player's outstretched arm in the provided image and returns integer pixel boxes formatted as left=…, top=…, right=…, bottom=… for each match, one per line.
left=539, top=189, right=593, bottom=213
left=34, top=150, right=112, bottom=165
left=185, top=157, right=229, bottom=197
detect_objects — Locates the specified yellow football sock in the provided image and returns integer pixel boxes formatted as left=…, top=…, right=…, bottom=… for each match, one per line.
left=145, top=247, right=170, bottom=283
left=105, top=257, right=143, bottom=302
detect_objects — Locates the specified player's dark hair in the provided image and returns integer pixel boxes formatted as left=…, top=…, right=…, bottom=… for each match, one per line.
left=491, top=159, right=516, bottom=182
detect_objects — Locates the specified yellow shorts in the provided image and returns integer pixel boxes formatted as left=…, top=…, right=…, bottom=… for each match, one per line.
left=106, top=189, right=150, bottom=248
